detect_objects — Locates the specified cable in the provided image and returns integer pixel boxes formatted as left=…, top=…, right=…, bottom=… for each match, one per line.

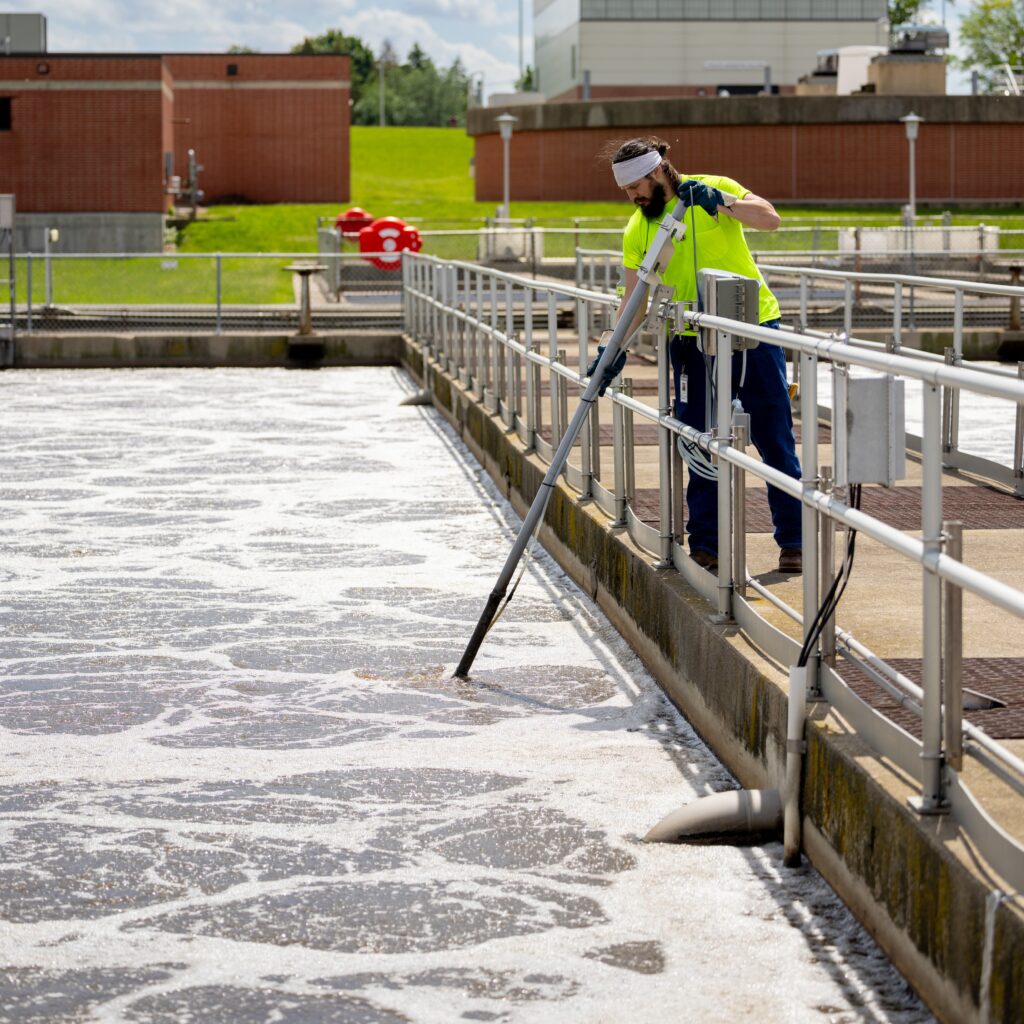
left=797, top=483, right=862, bottom=668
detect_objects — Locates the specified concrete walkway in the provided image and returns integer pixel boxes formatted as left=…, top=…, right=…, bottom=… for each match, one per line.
left=523, top=332, right=1024, bottom=848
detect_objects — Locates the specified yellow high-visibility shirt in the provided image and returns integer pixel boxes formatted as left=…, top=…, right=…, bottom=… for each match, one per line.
left=622, top=173, right=781, bottom=328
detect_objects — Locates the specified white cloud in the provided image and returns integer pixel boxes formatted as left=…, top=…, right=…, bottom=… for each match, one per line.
left=403, top=0, right=507, bottom=27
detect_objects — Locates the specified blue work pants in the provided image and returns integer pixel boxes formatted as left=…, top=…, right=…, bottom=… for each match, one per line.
left=670, top=323, right=802, bottom=556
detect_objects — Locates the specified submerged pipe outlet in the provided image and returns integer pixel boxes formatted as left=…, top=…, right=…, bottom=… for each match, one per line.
left=644, top=787, right=782, bottom=844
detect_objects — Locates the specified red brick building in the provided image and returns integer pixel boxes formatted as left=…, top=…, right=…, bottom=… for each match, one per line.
left=165, top=55, right=350, bottom=204
left=468, top=96, right=1024, bottom=206
left=0, top=53, right=349, bottom=250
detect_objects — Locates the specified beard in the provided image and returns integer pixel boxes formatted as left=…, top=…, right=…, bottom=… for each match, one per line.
left=635, top=179, right=669, bottom=219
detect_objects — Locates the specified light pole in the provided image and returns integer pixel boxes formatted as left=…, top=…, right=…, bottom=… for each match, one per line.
left=467, top=71, right=484, bottom=109
left=496, top=112, right=517, bottom=221
left=900, top=112, right=923, bottom=222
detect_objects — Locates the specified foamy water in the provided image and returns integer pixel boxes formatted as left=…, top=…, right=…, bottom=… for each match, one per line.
left=0, top=368, right=931, bottom=1023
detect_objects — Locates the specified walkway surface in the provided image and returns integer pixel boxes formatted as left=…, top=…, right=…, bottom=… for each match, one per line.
left=0, top=368, right=929, bottom=1022
left=530, top=333, right=1024, bottom=851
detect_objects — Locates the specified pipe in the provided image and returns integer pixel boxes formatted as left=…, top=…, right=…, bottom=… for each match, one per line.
left=645, top=788, right=781, bottom=843
left=783, top=663, right=810, bottom=866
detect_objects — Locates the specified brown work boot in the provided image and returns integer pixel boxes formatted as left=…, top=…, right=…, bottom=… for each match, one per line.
left=690, top=549, right=718, bottom=572
left=778, top=547, right=802, bottom=574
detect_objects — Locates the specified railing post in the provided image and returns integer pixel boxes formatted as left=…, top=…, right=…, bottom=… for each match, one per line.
left=943, top=520, right=964, bottom=773
left=1009, top=265, right=1021, bottom=331
left=612, top=388, right=627, bottom=526
left=476, top=270, right=486, bottom=400
left=915, top=381, right=948, bottom=814
left=799, top=273, right=808, bottom=333
left=732, top=414, right=750, bottom=600
left=489, top=276, right=500, bottom=413
left=892, top=282, right=903, bottom=351
left=800, top=350, right=821, bottom=692
left=942, top=347, right=956, bottom=454
left=557, top=349, right=569, bottom=449
left=439, top=262, right=450, bottom=363
left=575, top=248, right=583, bottom=289
left=950, top=289, right=964, bottom=453
left=657, top=328, right=673, bottom=566
left=623, top=378, right=636, bottom=509
left=819, top=465, right=836, bottom=665
left=577, top=297, right=593, bottom=497
left=715, top=330, right=734, bottom=619
left=25, top=253, right=32, bottom=334
left=843, top=278, right=853, bottom=338
left=523, top=286, right=537, bottom=448
left=215, top=252, right=222, bottom=336
left=1015, top=362, right=1024, bottom=482
left=504, top=279, right=515, bottom=427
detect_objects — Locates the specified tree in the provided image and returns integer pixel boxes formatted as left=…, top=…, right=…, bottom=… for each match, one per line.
left=291, top=29, right=469, bottom=126
left=291, top=30, right=377, bottom=113
left=889, top=1, right=930, bottom=28
left=227, top=44, right=259, bottom=54
left=515, top=64, right=535, bottom=92
left=955, top=0, right=1024, bottom=90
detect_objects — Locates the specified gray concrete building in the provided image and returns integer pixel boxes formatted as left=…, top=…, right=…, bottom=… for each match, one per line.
left=534, top=0, right=890, bottom=100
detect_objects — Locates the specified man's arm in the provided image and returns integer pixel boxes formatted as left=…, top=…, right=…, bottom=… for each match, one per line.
left=720, top=192, right=780, bottom=232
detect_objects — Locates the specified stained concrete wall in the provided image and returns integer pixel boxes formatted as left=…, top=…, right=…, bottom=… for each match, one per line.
left=14, top=213, right=166, bottom=254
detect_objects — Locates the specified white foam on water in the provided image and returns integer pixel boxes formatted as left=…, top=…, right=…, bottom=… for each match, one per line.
left=0, top=368, right=932, bottom=1023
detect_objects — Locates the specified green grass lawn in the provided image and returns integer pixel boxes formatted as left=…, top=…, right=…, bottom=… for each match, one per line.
left=7, top=124, right=1022, bottom=307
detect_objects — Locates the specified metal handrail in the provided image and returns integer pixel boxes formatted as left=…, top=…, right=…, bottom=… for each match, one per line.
left=404, top=250, right=1024, bottom=893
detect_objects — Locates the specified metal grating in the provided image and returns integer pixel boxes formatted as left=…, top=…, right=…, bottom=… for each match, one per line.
left=840, top=658, right=1024, bottom=740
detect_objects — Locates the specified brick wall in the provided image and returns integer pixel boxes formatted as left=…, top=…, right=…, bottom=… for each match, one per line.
left=0, top=55, right=168, bottom=213
left=470, top=96, right=1024, bottom=204
left=166, top=54, right=350, bottom=204
left=0, top=53, right=350, bottom=215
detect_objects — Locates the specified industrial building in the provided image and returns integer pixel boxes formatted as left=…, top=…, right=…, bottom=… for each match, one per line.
left=534, top=0, right=892, bottom=100
left=0, top=16, right=350, bottom=252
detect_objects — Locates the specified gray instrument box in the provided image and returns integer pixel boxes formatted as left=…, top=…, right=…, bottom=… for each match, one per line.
left=697, top=268, right=761, bottom=354
left=833, top=368, right=906, bottom=487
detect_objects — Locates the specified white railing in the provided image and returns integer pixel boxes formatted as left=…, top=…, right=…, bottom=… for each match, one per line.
left=403, top=250, right=1024, bottom=893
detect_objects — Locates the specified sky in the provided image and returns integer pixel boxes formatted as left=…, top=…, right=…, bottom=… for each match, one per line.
left=2, top=1, right=974, bottom=97
left=4, top=1, right=535, bottom=97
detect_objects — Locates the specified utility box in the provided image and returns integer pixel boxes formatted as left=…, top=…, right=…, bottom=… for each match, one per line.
left=697, top=267, right=760, bottom=354
left=834, top=369, right=906, bottom=488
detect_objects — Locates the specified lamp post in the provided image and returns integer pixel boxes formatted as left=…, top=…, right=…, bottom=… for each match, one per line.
left=900, top=112, right=923, bottom=222
left=496, top=112, right=517, bottom=221
left=900, top=112, right=923, bottom=328
left=467, top=71, right=484, bottom=109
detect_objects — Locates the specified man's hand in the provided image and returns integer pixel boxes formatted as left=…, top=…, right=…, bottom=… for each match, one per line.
left=586, top=333, right=628, bottom=397
left=678, top=179, right=724, bottom=217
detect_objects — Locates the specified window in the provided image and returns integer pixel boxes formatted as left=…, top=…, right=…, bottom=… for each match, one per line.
left=0, top=98, right=11, bottom=131
left=226, top=63, right=238, bottom=77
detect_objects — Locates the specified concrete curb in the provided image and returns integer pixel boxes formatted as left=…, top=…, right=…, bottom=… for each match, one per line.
left=8, top=332, right=403, bottom=369
left=403, top=334, right=1023, bottom=1024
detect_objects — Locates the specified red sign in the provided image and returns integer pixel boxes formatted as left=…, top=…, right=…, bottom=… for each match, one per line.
left=359, top=217, right=421, bottom=271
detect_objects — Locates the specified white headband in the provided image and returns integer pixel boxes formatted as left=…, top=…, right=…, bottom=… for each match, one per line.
left=612, top=150, right=662, bottom=187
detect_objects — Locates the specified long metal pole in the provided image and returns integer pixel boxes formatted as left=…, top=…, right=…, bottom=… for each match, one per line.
left=455, top=203, right=687, bottom=678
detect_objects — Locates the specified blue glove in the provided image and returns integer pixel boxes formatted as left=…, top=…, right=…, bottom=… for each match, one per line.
left=586, top=343, right=627, bottom=397
left=678, top=178, right=724, bottom=217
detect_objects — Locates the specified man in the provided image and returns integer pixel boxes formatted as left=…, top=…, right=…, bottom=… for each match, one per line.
left=602, top=136, right=803, bottom=575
